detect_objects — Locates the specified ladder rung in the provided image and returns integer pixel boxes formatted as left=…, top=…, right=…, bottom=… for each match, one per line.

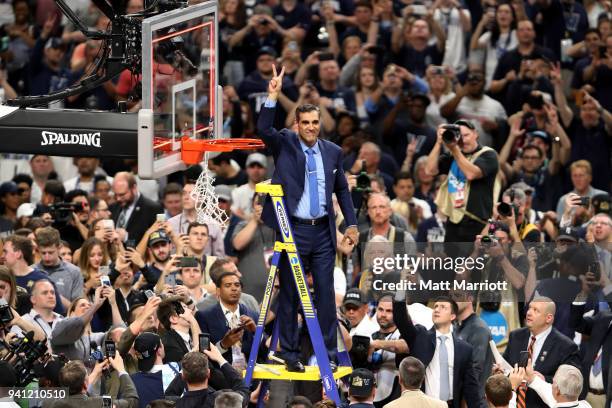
left=243, top=364, right=352, bottom=381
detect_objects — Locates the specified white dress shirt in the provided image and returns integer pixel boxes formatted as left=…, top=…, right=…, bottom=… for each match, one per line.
left=425, top=329, right=455, bottom=400
left=530, top=326, right=553, bottom=366
left=529, top=375, right=593, bottom=408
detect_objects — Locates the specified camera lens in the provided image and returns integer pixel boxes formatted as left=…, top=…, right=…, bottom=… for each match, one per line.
left=498, top=202, right=512, bottom=217
left=442, top=128, right=458, bottom=143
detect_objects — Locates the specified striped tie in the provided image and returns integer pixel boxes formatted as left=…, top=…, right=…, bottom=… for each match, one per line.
left=516, top=336, right=537, bottom=408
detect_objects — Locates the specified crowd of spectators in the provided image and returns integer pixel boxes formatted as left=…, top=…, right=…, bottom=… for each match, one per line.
left=0, top=0, right=611, bottom=406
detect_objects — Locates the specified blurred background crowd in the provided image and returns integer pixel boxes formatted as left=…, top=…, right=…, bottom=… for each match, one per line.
left=0, top=0, right=611, bottom=406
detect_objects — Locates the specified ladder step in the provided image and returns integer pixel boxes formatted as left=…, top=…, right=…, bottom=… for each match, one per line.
left=243, top=364, right=353, bottom=381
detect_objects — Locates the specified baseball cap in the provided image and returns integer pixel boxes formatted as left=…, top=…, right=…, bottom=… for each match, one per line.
left=16, top=203, right=36, bottom=219
left=343, top=288, right=366, bottom=307
left=509, top=181, right=535, bottom=196
left=134, top=332, right=161, bottom=372
left=215, top=185, right=232, bottom=202
left=556, top=226, right=581, bottom=243
left=246, top=153, right=267, bottom=168
left=257, top=46, right=277, bottom=59
left=148, top=230, right=170, bottom=247
left=348, top=368, right=376, bottom=397
left=591, top=193, right=611, bottom=215
left=527, top=130, right=551, bottom=145
left=0, top=181, right=18, bottom=196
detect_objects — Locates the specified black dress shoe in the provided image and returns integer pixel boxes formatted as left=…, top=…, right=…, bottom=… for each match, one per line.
left=285, top=360, right=306, bottom=373
left=329, top=361, right=338, bottom=372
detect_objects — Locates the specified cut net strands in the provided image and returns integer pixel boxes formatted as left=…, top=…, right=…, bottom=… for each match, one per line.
left=192, top=151, right=229, bottom=230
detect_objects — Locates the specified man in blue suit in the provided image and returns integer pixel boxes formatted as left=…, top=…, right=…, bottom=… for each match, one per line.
left=257, top=65, right=359, bottom=372
left=195, top=271, right=258, bottom=370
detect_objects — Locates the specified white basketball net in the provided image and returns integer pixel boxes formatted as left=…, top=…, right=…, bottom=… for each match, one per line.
left=191, top=152, right=229, bottom=230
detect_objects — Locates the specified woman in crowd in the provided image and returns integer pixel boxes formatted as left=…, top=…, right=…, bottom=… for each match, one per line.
left=78, top=237, right=109, bottom=299
left=51, top=286, right=123, bottom=361
left=470, top=1, right=518, bottom=89
left=354, top=65, right=380, bottom=129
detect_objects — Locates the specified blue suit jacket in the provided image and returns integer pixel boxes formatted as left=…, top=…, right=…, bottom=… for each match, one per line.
left=257, top=105, right=357, bottom=246
left=195, top=302, right=258, bottom=364
left=393, top=300, right=482, bottom=408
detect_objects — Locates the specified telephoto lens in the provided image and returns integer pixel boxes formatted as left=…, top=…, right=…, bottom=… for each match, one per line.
left=497, top=202, right=513, bottom=217
left=442, top=124, right=461, bottom=143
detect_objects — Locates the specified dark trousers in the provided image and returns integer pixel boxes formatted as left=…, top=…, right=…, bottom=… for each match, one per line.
left=444, top=217, right=485, bottom=258
left=277, top=222, right=337, bottom=362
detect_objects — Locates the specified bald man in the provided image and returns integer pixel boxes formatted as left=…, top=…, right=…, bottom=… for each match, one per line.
left=501, top=297, right=581, bottom=408
left=109, top=172, right=163, bottom=244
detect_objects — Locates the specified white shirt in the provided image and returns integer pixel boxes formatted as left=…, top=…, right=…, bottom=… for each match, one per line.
left=231, top=183, right=255, bottom=217
left=349, top=315, right=380, bottom=338
left=589, top=345, right=605, bottom=391
left=454, top=95, right=508, bottom=148
left=374, top=328, right=401, bottom=402
left=22, top=309, right=63, bottom=351
left=529, top=375, right=593, bottom=408
left=434, top=7, right=470, bottom=73
left=63, top=175, right=113, bottom=194
left=530, top=326, right=553, bottom=366
left=175, top=328, right=191, bottom=351
left=424, top=330, right=455, bottom=400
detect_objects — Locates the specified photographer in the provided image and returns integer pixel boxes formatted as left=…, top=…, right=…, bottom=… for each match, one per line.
left=496, top=187, right=541, bottom=244
left=425, top=119, right=499, bottom=255
left=469, top=222, right=529, bottom=332
left=42, top=356, right=138, bottom=408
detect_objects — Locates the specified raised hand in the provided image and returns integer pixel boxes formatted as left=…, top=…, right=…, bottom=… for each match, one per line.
left=267, top=64, right=286, bottom=99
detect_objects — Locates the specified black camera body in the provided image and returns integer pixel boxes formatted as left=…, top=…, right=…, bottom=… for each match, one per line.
left=354, top=160, right=371, bottom=193
left=0, top=299, right=13, bottom=325
left=498, top=201, right=519, bottom=218
left=442, top=124, right=462, bottom=144
left=48, top=202, right=86, bottom=224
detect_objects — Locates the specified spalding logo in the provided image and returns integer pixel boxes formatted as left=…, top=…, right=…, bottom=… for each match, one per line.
left=276, top=201, right=290, bottom=238
left=41, top=131, right=102, bottom=147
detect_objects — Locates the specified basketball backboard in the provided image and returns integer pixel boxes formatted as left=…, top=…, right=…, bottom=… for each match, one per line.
left=138, top=1, right=220, bottom=179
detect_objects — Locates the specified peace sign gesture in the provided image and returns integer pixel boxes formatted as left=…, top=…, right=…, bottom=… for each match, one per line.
left=268, top=64, right=286, bottom=100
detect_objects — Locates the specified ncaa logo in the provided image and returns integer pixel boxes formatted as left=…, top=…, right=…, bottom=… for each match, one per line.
left=290, top=257, right=299, bottom=265
left=323, top=376, right=331, bottom=390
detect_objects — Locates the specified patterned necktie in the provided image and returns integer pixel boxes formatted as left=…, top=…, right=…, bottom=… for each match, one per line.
left=593, top=349, right=602, bottom=376
left=517, top=336, right=537, bottom=408
left=439, top=335, right=450, bottom=401
left=117, top=208, right=127, bottom=229
left=306, top=148, right=319, bottom=218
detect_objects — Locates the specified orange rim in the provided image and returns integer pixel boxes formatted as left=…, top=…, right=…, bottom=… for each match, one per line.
left=181, top=137, right=266, bottom=164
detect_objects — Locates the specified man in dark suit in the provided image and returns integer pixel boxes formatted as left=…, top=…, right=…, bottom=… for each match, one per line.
left=570, top=299, right=612, bottom=407
left=157, top=297, right=201, bottom=363
left=257, top=65, right=358, bottom=372
left=195, top=271, right=258, bottom=369
left=502, top=297, right=581, bottom=408
left=110, top=171, right=162, bottom=245
left=392, top=293, right=482, bottom=408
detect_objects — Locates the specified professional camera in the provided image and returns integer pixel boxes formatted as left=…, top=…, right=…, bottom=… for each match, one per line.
left=1, top=330, right=50, bottom=386
left=0, top=299, right=13, bottom=326
left=48, top=202, right=86, bottom=224
left=497, top=202, right=519, bottom=218
left=441, top=124, right=461, bottom=144
left=354, top=160, right=371, bottom=193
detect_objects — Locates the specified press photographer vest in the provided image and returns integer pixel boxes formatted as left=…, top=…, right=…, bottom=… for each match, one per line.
left=435, top=146, right=501, bottom=224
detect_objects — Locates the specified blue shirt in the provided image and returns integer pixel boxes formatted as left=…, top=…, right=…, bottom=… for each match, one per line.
left=264, top=98, right=327, bottom=219
left=295, top=139, right=327, bottom=219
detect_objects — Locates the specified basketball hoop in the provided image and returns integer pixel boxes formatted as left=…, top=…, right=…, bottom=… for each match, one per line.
left=185, top=137, right=266, bottom=230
